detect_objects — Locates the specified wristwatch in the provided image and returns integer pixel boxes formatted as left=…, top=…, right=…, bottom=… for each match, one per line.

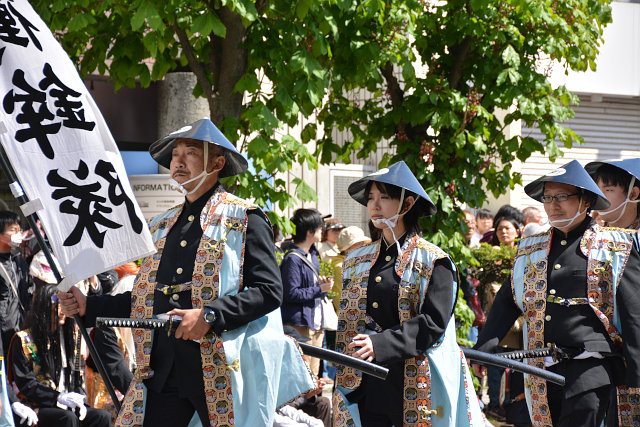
left=203, top=307, right=217, bottom=327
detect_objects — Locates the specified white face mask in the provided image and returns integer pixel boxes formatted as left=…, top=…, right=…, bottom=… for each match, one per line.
left=594, top=177, right=640, bottom=225
left=371, top=188, right=421, bottom=255
left=548, top=198, right=587, bottom=230
left=9, top=232, right=23, bottom=247
left=169, top=142, right=216, bottom=196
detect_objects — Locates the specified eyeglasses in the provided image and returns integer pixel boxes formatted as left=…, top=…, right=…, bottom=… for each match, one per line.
left=541, top=193, right=578, bottom=203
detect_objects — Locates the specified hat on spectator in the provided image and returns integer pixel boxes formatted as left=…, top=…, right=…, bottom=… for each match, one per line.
left=324, top=218, right=345, bottom=230
left=337, top=226, right=371, bottom=253
left=348, top=161, right=436, bottom=216
left=149, top=118, right=248, bottom=178
left=524, top=160, right=610, bottom=210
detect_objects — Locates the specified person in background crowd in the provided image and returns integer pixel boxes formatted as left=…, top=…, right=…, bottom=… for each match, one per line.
left=463, top=209, right=480, bottom=247
left=473, top=160, right=640, bottom=427
left=474, top=209, right=493, bottom=244
left=483, top=215, right=524, bottom=422
left=0, top=211, right=34, bottom=359
left=318, top=218, right=345, bottom=262
left=522, top=206, right=547, bottom=238
left=459, top=209, right=485, bottom=329
left=480, top=205, right=524, bottom=244
left=333, top=161, right=483, bottom=426
left=18, top=218, right=45, bottom=266
left=112, top=261, right=140, bottom=281
left=281, top=208, right=334, bottom=377
left=329, top=226, right=371, bottom=312
left=522, top=206, right=543, bottom=226
left=490, top=216, right=522, bottom=247
left=282, top=325, right=332, bottom=427
left=85, top=267, right=136, bottom=419
left=9, top=284, right=111, bottom=427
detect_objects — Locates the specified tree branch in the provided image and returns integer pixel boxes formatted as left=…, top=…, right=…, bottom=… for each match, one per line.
left=173, top=20, right=214, bottom=103
left=447, top=36, right=473, bottom=90
left=380, top=62, right=404, bottom=109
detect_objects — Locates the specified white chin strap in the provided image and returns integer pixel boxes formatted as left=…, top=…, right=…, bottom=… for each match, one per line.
left=548, top=197, right=587, bottom=230
left=372, top=188, right=420, bottom=255
left=169, top=143, right=216, bottom=195
left=595, top=177, right=639, bottom=225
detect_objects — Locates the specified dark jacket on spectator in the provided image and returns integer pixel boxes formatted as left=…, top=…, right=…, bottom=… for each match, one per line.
left=280, top=245, right=324, bottom=328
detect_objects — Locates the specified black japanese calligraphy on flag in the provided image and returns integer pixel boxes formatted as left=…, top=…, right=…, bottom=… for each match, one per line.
left=0, top=0, right=154, bottom=289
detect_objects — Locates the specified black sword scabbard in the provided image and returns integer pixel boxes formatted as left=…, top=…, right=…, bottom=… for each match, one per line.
left=96, top=317, right=390, bottom=380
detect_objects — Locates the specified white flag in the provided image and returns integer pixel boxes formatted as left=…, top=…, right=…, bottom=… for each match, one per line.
left=0, top=0, right=156, bottom=288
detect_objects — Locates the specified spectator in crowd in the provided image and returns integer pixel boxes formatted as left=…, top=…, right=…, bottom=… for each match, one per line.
left=9, top=284, right=111, bottom=427
left=329, top=226, right=371, bottom=311
left=522, top=206, right=547, bottom=237
left=0, top=211, right=34, bottom=359
left=112, top=261, right=139, bottom=281
left=463, top=209, right=480, bottom=247
left=483, top=215, right=524, bottom=421
left=282, top=325, right=332, bottom=427
left=474, top=208, right=493, bottom=244
left=318, top=218, right=345, bottom=262
left=85, top=268, right=136, bottom=419
left=459, top=210, right=485, bottom=329
left=481, top=205, right=524, bottom=244
left=490, top=216, right=522, bottom=247
left=280, top=208, right=334, bottom=376
left=522, top=206, right=543, bottom=226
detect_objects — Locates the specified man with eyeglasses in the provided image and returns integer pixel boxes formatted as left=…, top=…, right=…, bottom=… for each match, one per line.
left=473, top=160, right=640, bottom=427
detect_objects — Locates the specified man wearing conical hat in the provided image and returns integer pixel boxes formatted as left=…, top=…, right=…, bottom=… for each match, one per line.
left=474, top=160, right=640, bottom=427
left=585, top=158, right=640, bottom=426
left=58, top=119, right=315, bottom=426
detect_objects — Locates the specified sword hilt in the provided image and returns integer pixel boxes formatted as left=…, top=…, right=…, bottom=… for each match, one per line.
left=96, top=316, right=182, bottom=336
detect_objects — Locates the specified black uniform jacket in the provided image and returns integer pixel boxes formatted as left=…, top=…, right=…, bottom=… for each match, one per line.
left=475, top=217, right=640, bottom=397
left=87, top=327, right=133, bottom=395
left=84, top=184, right=283, bottom=397
left=347, top=235, right=455, bottom=414
left=0, top=253, right=33, bottom=357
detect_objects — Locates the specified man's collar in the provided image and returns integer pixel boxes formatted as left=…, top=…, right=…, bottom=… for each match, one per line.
left=555, top=215, right=593, bottom=240
left=184, top=182, right=219, bottom=212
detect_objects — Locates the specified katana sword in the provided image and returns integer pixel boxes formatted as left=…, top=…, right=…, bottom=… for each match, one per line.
left=463, top=348, right=565, bottom=386
left=96, top=317, right=390, bottom=380
left=494, top=344, right=576, bottom=361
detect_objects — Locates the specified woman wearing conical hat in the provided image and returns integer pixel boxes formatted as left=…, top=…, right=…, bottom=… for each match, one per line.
left=332, top=161, right=484, bottom=427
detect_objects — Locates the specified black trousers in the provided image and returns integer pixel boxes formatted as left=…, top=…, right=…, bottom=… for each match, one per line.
left=143, top=385, right=209, bottom=427
left=25, top=407, right=111, bottom=427
left=357, top=399, right=403, bottom=427
left=547, top=382, right=613, bottom=427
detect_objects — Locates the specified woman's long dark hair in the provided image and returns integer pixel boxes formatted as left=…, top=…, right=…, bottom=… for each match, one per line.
left=26, top=284, right=75, bottom=380
left=365, top=181, right=421, bottom=241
